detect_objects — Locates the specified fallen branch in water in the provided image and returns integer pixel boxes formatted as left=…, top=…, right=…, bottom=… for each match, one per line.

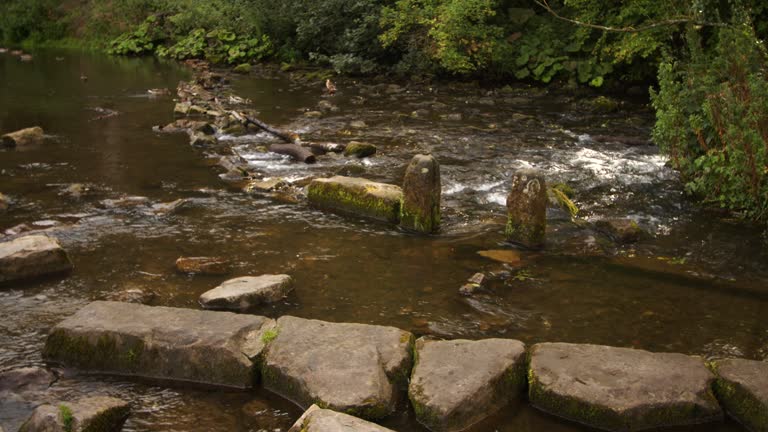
left=230, top=110, right=301, bottom=145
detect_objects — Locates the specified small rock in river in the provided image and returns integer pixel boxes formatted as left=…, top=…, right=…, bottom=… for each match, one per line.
left=440, top=113, right=462, bottom=121
left=595, top=218, right=645, bottom=244
left=199, top=274, right=294, bottom=311
left=477, top=250, right=521, bottom=265
left=0, top=193, right=9, bottom=211
left=304, top=111, right=323, bottom=118
left=2, top=126, right=45, bottom=148
left=459, top=272, right=486, bottom=296
left=343, top=141, right=377, bottom=158
left=349, top=120, right=367, bottom=129
left=19, top=396, right=130, bottom=432
left=175, top=256, right=231, bottom=275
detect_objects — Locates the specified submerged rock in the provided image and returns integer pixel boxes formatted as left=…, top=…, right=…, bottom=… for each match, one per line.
left=200, top=274, right=294, bottom=311
left=506, top=170, right=547, bottom=249
left=175, top=256, right=231, bottom=275
left=409, top=338, right=526, bottom=432
left=400, top=154, right=441, bottom=233
left=107, top=287, right=157, bottom=304
left=307, top=176, right=403, bottom=223
left=0, top=367, right=56, bottom=396
left=244, top=178, right=288, bottom=193
left=711, top=358, right=768, bottom=432
left=263, top=316, right=414, bottom=419
left=595, top=218, right=645, bottom=244
left=528, top=343, right=722, bottom=431
left=0, top=235, right=73, bottom=283
left=19, top=396, right=130, bottom=432
left=44, top=301, right=275, bottom=389
left=343, top=141, right=377, bottom=158
left=2, top=126, right=44, bottom=147
left=288, top=405, right=395, bottom=432
left=151, top=198, right=192, bottom=216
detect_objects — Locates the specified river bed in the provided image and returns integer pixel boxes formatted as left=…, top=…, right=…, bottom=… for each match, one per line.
left=1, top=49, right=766, bottom=432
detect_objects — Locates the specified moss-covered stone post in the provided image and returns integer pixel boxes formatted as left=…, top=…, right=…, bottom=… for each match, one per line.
left=400, top=154, right=441, bottom=233
left=506, top=169, right=546, bottom=248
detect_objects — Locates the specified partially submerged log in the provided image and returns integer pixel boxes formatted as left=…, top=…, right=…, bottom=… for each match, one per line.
left=269, top=144, right=316, bottom=164
left=231, top=111, right=301, bottom=145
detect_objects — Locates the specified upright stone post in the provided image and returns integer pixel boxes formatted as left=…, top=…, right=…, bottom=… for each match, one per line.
left=400, top=154, right=441, bottom=233
left=506, top=169, right=547, bottom=248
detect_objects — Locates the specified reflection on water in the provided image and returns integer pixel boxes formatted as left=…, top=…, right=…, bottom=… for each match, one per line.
left=1, top=50, right=766, bottom=432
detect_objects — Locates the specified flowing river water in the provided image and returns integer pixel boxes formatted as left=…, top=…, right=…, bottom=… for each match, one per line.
left=1, top=50, right=767, bottom=432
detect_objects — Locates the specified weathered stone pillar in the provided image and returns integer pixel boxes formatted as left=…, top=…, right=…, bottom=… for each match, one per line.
left=506, top=169, right=547, bottom=248
left=400, top=154, right=441, bottom=233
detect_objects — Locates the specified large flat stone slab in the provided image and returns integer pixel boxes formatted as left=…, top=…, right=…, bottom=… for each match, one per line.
left=0, top=235, right=73, bottom=283
left=409, top=338, right=526, bottom=432
left=528, top=343, right=722, bottom=431
left=200, top=274, right=293, bottom=311
left=288, top=405, right=395, bottom=432
left=307, top=176, right=403, bottom=223
left=263, top=316, right=414, bottom=420
left=711, top=358, right=768, bottom=432
left=44, top=301, right=275, bottom=389
left=20, top=396, right=130, bottom=432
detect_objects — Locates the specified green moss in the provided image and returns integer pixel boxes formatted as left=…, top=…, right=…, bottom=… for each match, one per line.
left=261, top=328, right=279, bottom=345
left=43, top=330, right=145, bottom=373
left=59, top=404, right=74, bottom=432
left=233, top=63, right=252, bottom=74
left=399, top=202, right=440, bottom=234
left=307, top=180, right=401, bottom=223
left=505, top=218, right=545, bottom=248
left=343, top=142, right=377, bottom=158
left=80, top=404, right=131, bottom=432
left=711, top=373, right=768, bottom=432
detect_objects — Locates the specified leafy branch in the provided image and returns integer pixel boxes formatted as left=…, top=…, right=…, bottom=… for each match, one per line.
left=533, top=0, right=731, bottom=33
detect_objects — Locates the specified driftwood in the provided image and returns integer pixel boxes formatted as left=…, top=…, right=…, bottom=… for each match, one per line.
left=269, top=144, right=316, bottom=164
left=231, top=111, right=301, bottom=144
left=310, top=142, right=346, bottom=153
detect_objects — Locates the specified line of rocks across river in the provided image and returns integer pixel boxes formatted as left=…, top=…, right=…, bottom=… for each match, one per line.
left=19, top=300, right=766, bottom=432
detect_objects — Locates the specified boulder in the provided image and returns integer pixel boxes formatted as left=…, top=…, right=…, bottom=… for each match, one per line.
left=19, top=396, right=130, bottom=432
left=400, top=154, right=441, bottom=233
left=43, top=301, right=275, bottom=389
left=262, top=316, right=414, bottom=419
left=0, top=235, right=73, bottom=283
left=343, top=141, right=377, bottom=158
left=595, top=218, right=645, bottom=244
left=175, top=256, right=231, bottom=275
left=711, top=358, right=768, bottom=432
left=506, top=170, right=547, bottom=248
left=2, top=127, right=44, bottom=147
left=233, top=63, right=252, bottom=74
left=200, top=275, right=294, bottom=311
left=528, top=343, right=722, bottom=431
left=288, top=405, right=395, bottom=432
left=0, top=367, right=56, bottom=396
left=409, top=338, right=526, bottom=432
left=307, top=176, right=403, bottom=223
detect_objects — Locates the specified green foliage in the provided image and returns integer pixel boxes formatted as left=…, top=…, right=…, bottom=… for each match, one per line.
left=0, top=0, right=67, bottom=44
left=59, top=404, right=74, bottom=432
left=261, top=328, right=279, bottom=344
left=107, top=15, right=163, bottom=55
left=652, top=21, right=768, bottom=220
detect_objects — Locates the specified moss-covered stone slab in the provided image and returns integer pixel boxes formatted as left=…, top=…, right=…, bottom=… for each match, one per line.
left=307, top=176, right=403, bottom=223
left=528, top=343, right=722, bottom=431
left=0, top=235, right=73, bottom=283
left=288, top=404, right=395, bottom=432
left=19, top=396, right=130, bottom=432
left=711, top=358, right=768, bottom=432
left=43, top=301, right=275, bottom=389
left=409, top=338, right=526, bottom=432
left=400, top=154, right=441, bottom=234
left=506, top=170, right=547, bottom=248
left=263, top=316, right=414, bottom=420
left=199, top=274, right=294, bottom=311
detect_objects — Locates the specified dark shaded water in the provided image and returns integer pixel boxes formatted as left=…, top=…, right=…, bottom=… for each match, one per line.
left=1, top=50, right=766, bottom=432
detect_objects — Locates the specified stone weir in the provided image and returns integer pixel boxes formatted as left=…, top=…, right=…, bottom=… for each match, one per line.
left=43, top=302, right=768, bottom=432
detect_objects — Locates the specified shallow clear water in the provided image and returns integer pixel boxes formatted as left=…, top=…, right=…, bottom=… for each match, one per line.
left=1, top=49, right=766, bottom=432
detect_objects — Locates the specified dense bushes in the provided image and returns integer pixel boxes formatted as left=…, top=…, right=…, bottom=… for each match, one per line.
left=652, top=23, right=768, bottom=220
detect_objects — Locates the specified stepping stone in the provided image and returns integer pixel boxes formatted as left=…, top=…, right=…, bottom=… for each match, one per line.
left=262, top=316, right=414, bottom=420
left=0, top=235, right=73, bottom=283
left=409, top=338, right=526, bottom=432
left=506, top=169, right=547, bottom=248
left=400, top=154, right=441, bottom=233
left=44, top=301, right=275, bottom=389
left=528, top=343, right=722, bottom=431
left=19, top=396, right=130, bottom=432
left=307, top=176, right=403, bottom=223
left=711, top=358, right=768, bottom=432
left=200, top=275, right=294, bottom=311
left=288, top=405, right=395, bottom=432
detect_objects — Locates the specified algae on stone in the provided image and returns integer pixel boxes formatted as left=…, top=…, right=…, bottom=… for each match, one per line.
left=307, top=176, right=403, bottom=223
left=400, top=154, right=441, bottom=234
left=711, top=358, right=768, bottom=432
